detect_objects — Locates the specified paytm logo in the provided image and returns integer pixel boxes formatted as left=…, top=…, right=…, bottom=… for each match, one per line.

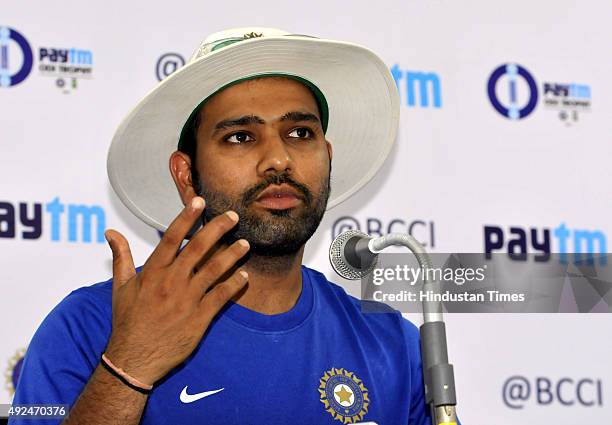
left=39, top=47, right=93, bottom=65
left=487, top=63, right=591, bottom=125
left=390, top=64, right=442, bottom=108
left=544, top=83, right=591, bottom=99
left=0, top=197, right=105, bottom=243
left=484, top=223, right=607, bottom=264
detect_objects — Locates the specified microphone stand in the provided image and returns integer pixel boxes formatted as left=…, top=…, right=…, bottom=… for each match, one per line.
left=366, top=234, right=457, bottom=425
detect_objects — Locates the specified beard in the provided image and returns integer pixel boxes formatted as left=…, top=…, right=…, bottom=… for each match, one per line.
left=197, top=171, right=330, bottom=257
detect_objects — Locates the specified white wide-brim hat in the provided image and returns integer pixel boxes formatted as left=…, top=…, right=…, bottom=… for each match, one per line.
left=108, top=27, right=400, bottom=232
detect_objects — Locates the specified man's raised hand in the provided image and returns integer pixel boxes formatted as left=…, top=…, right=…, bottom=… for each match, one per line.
left=103, top=196, right=249, bottom=386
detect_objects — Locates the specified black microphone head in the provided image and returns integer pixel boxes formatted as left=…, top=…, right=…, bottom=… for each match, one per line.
left=329, top=230, right=378, bottom=280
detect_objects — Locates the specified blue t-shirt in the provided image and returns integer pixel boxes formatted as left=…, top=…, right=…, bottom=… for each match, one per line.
left=11, top=266, right=431, bottom=425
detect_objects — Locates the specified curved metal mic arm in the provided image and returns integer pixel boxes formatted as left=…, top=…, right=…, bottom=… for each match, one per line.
left=368, top=233, right=458, bottom=425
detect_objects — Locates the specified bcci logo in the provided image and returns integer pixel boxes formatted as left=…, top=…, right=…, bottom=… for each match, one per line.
left=487, top=63, right=538, bottom=120
left=0, top=26, right=34, bottom=87
left=318, top=367, right=370, bottom=424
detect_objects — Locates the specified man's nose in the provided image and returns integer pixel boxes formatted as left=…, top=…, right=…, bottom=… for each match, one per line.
left=256, top=131, right=293, bottom=177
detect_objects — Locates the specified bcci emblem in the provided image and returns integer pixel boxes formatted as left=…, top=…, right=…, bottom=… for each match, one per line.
left=318, top=367, right=370, bottom=424
left=4, top=347, right=26, bottom=397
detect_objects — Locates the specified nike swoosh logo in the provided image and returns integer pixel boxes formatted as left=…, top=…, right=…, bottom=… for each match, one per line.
left=179, top=386, right=225, bottom=403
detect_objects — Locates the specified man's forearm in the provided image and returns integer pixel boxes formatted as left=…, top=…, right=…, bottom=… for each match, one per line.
left=61, top=363, right=147, bottom=425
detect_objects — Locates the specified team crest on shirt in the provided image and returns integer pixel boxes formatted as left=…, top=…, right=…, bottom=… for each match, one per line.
left=318, top=367, right=370, bottom=424
left=4, top=347, right=26, bottom=397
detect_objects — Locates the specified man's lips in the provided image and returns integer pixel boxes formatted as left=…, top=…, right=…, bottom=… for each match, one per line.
left=254, top=184, right=303, bottom=210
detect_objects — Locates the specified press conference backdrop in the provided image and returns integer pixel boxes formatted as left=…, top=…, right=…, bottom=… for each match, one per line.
left=2, top=1, right=611, bottom=423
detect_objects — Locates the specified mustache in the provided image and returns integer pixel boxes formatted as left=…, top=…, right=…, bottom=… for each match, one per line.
left=241, top=173, right=313, bottom=206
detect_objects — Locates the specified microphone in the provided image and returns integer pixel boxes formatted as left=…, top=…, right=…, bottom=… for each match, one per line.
left=329, top=230, right=458, bottom=425
left=329, top=230, right=434, bottom=280
left=329, top=230, right=379, bottom=280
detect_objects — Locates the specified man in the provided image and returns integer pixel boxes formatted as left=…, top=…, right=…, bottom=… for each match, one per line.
left=11, top=28, right=430, bottom=424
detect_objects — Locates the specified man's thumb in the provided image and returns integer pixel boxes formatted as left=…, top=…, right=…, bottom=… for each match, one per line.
left=105, top=229, right=136, bottom=286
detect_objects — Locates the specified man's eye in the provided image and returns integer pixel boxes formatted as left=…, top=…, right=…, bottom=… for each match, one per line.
left=288, top=128, right=313, bottom=139
left=225, top=132, right=253, bottom=144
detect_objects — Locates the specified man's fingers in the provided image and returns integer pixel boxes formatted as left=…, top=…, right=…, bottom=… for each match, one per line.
left=147, top=197, right=206, bottom=268
left=175, top=210, right=240, bottom=271
left=105, top=229, right=136, bottom=287
left=190, top=239, right=250, bottom=292
left=199, top=270, right=248, bottom=322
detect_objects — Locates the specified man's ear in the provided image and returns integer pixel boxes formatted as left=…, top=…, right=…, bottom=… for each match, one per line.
left=169, top=150, right=197, bottom=206
left=326, top=140, right=333, bottom=172
left=326, top=140, right=333, bottom=161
